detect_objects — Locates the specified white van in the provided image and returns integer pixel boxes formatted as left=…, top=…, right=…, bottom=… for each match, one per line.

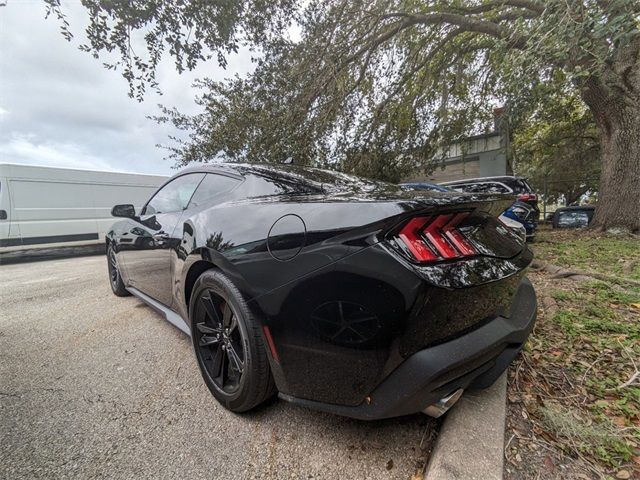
left=0, top=163, right=167, bottom=253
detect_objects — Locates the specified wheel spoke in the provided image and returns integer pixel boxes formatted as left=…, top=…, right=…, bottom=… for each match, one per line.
left=218, top=349, right=228, bottom=385
left=228, top=313, right=238, bottom=334
left=225, top=343, right=244, bottom=374
left=222, top=302, right=233, bottom=328
left=196, top=322, right=220, bottom=335
left=348, top=316, right=378, bottom=324
left=200, top=334, right=220, bottom=347
left=201, top=295, right=222, bottom=326
left=346, top=326, right=368, bottom=341
left=210, top=344, right=225, bottom=380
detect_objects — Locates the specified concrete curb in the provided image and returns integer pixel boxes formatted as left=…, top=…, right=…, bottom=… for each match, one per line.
left=425, top=373, right=507, bottom=480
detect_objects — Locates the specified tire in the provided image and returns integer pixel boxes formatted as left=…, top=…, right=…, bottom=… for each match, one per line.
left=189, top=270, right=276, bottom=413
left=107, top=244, right=130, bottom=297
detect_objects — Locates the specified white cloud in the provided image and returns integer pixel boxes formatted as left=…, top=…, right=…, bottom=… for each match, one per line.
left=0, top=2, right=254, bottom=175
left=0, top=133, right=116, bottom=171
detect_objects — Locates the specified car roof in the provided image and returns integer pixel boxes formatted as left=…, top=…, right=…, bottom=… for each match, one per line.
left=174, top=162, right=340, bottom=179
left=171, top=162, right=390, bottom=192
left=175, top=162, right=250, bottom=177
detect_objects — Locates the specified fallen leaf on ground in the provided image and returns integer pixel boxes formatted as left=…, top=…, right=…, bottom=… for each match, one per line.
left=544, top=455, right=555, bottom=472
left=612, top=416, right=627, bottom=427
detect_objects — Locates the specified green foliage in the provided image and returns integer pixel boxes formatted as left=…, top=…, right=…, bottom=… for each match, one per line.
left=513, top=86, right=601, bottom=204
left=47, top=1, right=640, bottom=181
left=44, top=0, right=297, bottom=100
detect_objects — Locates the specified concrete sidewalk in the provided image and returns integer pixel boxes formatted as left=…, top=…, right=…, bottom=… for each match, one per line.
left=426, top=373, right=507, bottom=480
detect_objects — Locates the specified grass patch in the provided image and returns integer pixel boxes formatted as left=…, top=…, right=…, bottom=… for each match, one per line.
left=507, top=229, right=640, bottom=475
left=533, top=228, right=640, bottom=280
left=552, top=281, right=640, bottom=340
left=538, top=404, right=635, bottom=465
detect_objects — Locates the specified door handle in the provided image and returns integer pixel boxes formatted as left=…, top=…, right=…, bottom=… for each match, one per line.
left=0, top=210, right=7, bottom=220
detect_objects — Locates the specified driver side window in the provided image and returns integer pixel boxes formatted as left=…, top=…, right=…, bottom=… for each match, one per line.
left=143, top=173, right=204, bottom=215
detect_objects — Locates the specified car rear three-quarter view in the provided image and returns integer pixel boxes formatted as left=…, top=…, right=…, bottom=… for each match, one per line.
left=106, top=163, right=536, bottom=420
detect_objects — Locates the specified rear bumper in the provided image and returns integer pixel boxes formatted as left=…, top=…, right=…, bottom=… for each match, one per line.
left=279, top=276, right=536, bottom=420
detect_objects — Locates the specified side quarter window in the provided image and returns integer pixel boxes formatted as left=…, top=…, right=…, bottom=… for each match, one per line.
left=187, top=173, right=240, bottom=209
left=143, top=173, right=205, bottom=215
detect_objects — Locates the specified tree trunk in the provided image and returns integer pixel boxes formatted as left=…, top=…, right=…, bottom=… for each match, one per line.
left=581, top=77, right=640, bottom=233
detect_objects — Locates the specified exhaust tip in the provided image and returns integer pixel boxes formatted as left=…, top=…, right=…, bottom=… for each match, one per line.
left=423, top=389, right=464, bottom=418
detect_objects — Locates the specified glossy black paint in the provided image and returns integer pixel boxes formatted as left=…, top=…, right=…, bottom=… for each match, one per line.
left=107, top=163, right=535, bottom=413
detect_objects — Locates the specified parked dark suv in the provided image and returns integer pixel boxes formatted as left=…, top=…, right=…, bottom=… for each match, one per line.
left=440, top=176, right=540, bottom=220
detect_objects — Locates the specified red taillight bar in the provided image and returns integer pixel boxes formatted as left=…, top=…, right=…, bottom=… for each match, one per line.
left=397, top=213, right=477, bottom=263
left=443, top=213, right=476, bottom=256
left=398, top=217, right=438, bottom=262
left=518, top=193, right=537, bottom=201
left=423, top=214, right=458, bottom=259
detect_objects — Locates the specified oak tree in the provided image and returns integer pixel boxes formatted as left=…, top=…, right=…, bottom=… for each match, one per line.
left=47, top=0, right=640, bottom=232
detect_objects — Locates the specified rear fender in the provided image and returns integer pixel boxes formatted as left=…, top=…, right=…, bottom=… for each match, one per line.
left=177, top=247, right=258, bottom=321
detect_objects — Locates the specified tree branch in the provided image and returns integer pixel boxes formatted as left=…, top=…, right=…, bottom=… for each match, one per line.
left=380, top=11, right=528, bottom=49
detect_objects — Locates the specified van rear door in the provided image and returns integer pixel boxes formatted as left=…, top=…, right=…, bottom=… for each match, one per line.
left=0, top=176, right=20, bottom=246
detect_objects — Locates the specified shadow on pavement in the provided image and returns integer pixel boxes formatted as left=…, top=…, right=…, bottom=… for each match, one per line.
left=0, top=245, right=106, bottom=265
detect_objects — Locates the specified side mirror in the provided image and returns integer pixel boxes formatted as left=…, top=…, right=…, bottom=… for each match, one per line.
left=111, top=204, right=136, bottom=218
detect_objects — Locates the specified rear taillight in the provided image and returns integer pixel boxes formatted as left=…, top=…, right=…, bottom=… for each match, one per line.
left=397, top=213, right=477, bottom=262
left=518, top=193, right=537, bottom=202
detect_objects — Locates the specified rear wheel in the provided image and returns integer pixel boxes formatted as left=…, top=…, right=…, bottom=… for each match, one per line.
left=107, top=244, right=130, bottom=297
left=190, top=270, right=276, bottom=412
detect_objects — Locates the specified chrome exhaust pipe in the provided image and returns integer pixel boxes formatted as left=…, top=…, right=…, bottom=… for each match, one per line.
left=423, top=389, right=464, bottom=418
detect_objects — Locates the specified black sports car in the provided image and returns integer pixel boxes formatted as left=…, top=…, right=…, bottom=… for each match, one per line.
left=107, top=163, right=536, bottom=420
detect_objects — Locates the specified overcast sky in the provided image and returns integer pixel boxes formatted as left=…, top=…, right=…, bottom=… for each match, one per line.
left=0, top=2, right=254, bottom=175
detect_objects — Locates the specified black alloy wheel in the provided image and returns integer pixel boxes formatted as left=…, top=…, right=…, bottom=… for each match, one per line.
left=194, top=293, right=245, bottom=394
left=107, top=244, right=130, bottom=297
left=190, top=270, right=276, bottom=412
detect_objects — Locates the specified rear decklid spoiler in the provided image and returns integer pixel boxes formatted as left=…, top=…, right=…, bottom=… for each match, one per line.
left=314, top=189, right=522, bottom=259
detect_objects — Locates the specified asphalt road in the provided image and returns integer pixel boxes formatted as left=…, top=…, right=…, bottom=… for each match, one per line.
left=0, top=255, right=435, bottom=479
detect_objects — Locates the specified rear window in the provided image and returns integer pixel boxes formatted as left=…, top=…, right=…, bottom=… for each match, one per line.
left=510, top=179, right=533, bottom=194
left=455, top=182, right=511, bottom=194
left=241, top=165, right=387, bottom=197
left=188, top=173, right=240, bottom=208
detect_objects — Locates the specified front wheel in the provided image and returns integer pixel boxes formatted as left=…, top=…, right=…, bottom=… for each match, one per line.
left=190, top=270, right=276, bottom=412
left=107, top=244, right=130, bottom=297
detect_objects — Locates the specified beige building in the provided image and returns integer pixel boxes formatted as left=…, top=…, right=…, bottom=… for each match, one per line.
left=406, top=130, right=509, bottom=183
